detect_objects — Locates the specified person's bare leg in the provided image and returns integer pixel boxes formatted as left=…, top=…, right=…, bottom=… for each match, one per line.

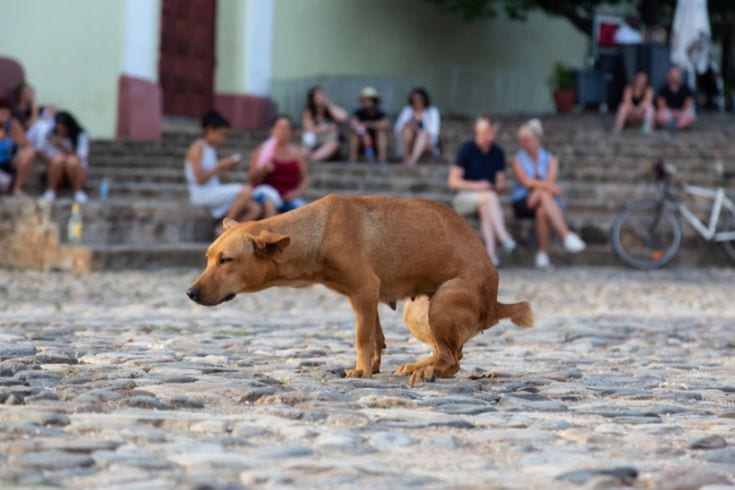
left=484, top=191, right=511, bottom=242
left=643, top=105, right=655, bottom=130
left=476, top=194, right=496, bottom=258
left=262, top=199, right=278, bottom=218
left=65, top=155, right=85, bottom=192
left=225, top=187, right=255, bottom=220
left=534, top=205, right=550, bottom=252
left=348, top=132, right=359, bottom=162
left=539, top=191, right=570, bottom=237
left=238, top=201, right=262, bottom=222
left=407, top=130, right=430, bottom=167
left=46, top=154, right=66, bottom=191
left=310, top=140, right=340, bottom=162
left=614, top=103, right=631, bottom=132
left=11, top=146, right=35, bottom=195
left=376, top=130, right=388, bottom=162
left=677, top=112, right=695, bottom=130
left=401, top=126, right=415, bottom=165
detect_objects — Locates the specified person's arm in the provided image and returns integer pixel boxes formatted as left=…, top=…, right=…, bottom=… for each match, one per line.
left=682, top=87, right=695, bottom=111
left=10, top=119, right=30, bottom=148
left=512, top=155, right=553, bottom=191
left=622, top=86, right=633, bottom=105
left=248, top=146, right=274, bottom=184
left=302, top=110, right=316, bottom=133
left=365, top=117, right=390, bottom=131
left=544, top=155, right=563, bottom=196
left=656, top=90, right=668, bottom=110
left=495, top=172, right=507, bottom=192
left=643, top=87, right=654, bottom=106
left=325, top=100, right=348, bottom=123
left=187, top=142, right=227, bottom=185
left=283, top=152, right=309, bottom=200
left=394, top=107, right=411, bottom=132
left=350, top=115, right=364, bottom=132
left=425, top=107, right=441, bottom=141
left=447, top=165, right=492, bottom=191
left=76, top=133, right=90, bottom=161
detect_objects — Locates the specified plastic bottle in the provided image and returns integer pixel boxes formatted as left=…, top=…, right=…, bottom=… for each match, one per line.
left=99, top=177, right=109, bottom=202
left=67, top=203, right=83, bottom=244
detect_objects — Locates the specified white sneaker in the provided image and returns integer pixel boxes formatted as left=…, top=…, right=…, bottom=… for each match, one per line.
left=535, top=251, right=551, bottom=269
left=40, top=189, right=56, bottom=202
left=563, top=232, right=586, bottom=253
left=74, top=191, right=89, bottom=204
left=501, top=238, right=517, bottom=254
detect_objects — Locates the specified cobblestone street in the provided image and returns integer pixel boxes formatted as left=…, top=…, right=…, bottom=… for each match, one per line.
left=0, top=267, right=733, bottom=489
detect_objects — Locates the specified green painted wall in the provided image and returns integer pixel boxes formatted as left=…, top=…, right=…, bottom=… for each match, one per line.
left=215, top=0, right=248, bottom=93
left=271, top=0, right=588, bottom=114
left=0, top=1, right=126, bottom=137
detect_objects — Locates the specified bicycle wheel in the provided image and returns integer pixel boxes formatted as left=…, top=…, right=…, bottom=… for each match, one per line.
left=719, top=210, right=735, bottom=265
left=611, top=200, right=682, bottom=269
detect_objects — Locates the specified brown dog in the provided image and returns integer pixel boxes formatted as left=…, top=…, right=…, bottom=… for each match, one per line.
left=187, top=195, right=533, bottom=385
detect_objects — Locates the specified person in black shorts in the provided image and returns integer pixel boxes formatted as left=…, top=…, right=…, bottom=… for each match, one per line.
left=349, top=87, right=389, bottom=163
left=656, top=66, right=696, bottom=130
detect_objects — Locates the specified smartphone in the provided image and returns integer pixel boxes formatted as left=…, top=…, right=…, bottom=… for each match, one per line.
left=231, top=153, right=242, bottom=162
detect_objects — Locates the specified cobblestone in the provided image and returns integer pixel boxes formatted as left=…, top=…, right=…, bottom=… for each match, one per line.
left=0, top=267, right=733, bottom=489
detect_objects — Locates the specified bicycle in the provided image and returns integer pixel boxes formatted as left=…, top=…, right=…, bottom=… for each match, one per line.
left=611, top=160, right=735, bottom=269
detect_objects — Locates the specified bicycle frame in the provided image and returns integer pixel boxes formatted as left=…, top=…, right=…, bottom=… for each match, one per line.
left=670, top=184, right=735, bottom=242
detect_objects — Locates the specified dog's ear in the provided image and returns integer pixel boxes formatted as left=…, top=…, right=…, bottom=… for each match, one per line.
left=223, top=218, right=239, bottom=231
left=251, top=231, right=291, bottom=257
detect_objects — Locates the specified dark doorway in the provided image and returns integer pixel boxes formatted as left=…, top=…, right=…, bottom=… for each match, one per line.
left=159, top=0, right=217, bottom=117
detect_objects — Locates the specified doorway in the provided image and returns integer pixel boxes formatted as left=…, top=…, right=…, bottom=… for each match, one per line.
left=158, top=0, right=217, bottom=117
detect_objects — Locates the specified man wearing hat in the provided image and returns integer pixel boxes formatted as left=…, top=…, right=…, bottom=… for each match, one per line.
left=349, top=86, right=389, bottom=163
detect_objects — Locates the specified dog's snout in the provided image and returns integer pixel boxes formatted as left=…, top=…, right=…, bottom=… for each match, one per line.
left=186, top=287, right=200, bottom=302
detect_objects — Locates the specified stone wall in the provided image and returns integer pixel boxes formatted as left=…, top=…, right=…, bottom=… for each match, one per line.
left=0, top=199, right=90, bottom=274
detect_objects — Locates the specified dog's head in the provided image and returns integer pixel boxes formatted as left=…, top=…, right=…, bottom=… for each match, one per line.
left=186, top=218, right=291, bottom=306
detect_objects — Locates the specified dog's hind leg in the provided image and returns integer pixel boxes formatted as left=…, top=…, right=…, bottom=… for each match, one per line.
left=394, top=296, right=438, bottom=379
left=407, top=279, right=478, bottom=385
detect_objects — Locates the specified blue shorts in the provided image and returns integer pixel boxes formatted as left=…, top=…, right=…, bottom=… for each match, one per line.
left=253, top=184, right=306, bottom=213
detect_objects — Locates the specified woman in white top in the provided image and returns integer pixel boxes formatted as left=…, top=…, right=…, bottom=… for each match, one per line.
left=40, top=111, right=90, bottom=203
left=185, top=111, right=261, bottom=234
left=394, top=87, right=441, bottom=167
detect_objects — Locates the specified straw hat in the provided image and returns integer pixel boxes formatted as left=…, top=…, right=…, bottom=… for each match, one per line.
left=359, top=86, right=381, bottom=101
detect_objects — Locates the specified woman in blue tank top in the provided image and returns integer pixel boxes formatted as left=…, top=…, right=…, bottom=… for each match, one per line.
left=511, top=119, right=586, bottom=268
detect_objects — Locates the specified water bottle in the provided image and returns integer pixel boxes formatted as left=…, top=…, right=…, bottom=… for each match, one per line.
left=67, top=203, right=83, bottom=244
left=99, top=177, right=109, bottom=202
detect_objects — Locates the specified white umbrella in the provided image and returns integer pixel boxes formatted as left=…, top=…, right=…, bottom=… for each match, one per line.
left=670, top=0, right=711, bottom=75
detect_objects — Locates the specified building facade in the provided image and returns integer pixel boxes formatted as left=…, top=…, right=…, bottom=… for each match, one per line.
left=1, top=0, right=586, bottom=138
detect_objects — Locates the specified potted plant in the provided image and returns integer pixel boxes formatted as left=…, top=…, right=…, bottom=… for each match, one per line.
left=549, top=63, right=576, bottom=113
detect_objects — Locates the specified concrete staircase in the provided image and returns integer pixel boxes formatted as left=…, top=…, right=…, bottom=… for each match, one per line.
left=12, top=114, right=735, bottom=269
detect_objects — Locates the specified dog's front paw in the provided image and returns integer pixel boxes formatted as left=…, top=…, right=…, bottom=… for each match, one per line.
left=409, top=366, right=436, bottom=386
left=345, top=368, right=372, bottom=379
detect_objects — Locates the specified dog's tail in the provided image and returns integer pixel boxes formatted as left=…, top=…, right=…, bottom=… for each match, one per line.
left=496, top=301, right=534, bottom=328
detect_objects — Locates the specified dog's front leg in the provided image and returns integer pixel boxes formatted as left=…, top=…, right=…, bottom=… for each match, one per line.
left=345, top=294, right=378, bottom=379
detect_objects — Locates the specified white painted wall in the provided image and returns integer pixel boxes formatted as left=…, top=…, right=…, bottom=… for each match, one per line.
left=122, top=0, right=161, bottom=81
left=244, top=0, right=273, bottom=95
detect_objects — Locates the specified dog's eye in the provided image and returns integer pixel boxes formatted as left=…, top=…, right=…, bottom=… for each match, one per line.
left=218, top=257, right=234, bottom=265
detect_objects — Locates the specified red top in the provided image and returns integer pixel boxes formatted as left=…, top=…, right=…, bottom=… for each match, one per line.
left=262, top=159, right=301, bottom=196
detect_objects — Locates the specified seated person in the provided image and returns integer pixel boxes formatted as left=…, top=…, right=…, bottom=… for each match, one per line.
left=349, top=87, right=389, bottom=163
left=0, top=97, right=35, bottom=197
left=511, top=119, right=586, bottom=269
left=40, top=112, right=91, bottom=203
left=448, top=114, right=516, bottom=265
left=185, top=110, right=261, bottom=233
left=613, top=72, right=655, bottom=133
left=11, top=82, right=55, bottom=151
left=251, top=115, right=310, bottom=217
left=394, top=87, right=440, bottom=167
left=656, top=66, right=696, bottom=130
left=301, top=86, right=348, bottom=162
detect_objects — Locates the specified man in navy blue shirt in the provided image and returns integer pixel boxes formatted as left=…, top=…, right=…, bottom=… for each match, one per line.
left=448, top=115, right=516, bottom=265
